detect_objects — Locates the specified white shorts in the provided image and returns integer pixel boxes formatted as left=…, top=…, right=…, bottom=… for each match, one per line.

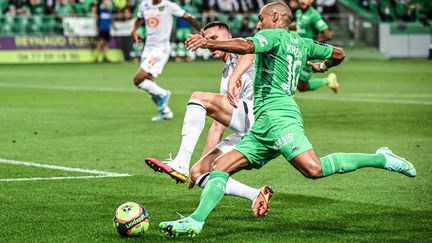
left=140, top=44, right=170, bottom=78
left=215, top=99, right=254, bottom=154
left=228, top=99, right=254, bottom=134
left=215, top=133, right=243, bottom=154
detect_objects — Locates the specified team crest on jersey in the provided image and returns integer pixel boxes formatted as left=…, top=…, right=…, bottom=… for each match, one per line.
left=159, top=6, right=165, bottom=11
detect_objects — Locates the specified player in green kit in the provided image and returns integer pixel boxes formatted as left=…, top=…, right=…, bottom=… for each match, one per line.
left=158, top=2, right=416, bottom=237
left=294, top=0, right=339, bottom=93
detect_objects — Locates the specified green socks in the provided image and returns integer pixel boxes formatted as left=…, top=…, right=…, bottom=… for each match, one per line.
left=320, top=153, right=387, bottom=177
left=190, top=170, right=229, bottom=222
left=308, top=77, right=329, bottom=91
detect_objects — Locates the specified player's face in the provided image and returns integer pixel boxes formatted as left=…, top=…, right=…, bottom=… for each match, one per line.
left=256, top=10, right=272, bottom=30
left=298, top=0, right=312, bottom=10
left=203, top=26, right=232, bottom=59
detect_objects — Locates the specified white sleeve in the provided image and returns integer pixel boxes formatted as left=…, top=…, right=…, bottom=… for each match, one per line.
left=168, top=2, right=186, bottom=17
left=136, top=1, right=145, bottom=18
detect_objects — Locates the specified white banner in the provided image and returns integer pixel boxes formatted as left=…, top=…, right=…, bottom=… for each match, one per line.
left=63, top=17, right=134, bottom=37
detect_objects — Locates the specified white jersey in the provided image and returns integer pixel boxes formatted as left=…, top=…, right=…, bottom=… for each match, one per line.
left=137, top=0, right=185, bottom=46
left=219, top=54, right=254, bottom=101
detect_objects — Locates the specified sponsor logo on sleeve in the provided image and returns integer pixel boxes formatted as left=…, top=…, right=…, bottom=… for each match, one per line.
left=256, top=35, right=268, bottom=47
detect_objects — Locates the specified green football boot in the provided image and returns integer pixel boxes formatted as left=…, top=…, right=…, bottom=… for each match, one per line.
left=159, top=215, right=204, bottom=238
left=376, top=147, right=416, bottom=177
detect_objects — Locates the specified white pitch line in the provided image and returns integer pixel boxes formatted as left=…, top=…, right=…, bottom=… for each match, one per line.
left=0, top=83, right=135, bottom=93
left=0, top=158, right=129, bottom=176
left=0, top=158, right=130, bottom=182
left=0, top=174, right=129, bottom=182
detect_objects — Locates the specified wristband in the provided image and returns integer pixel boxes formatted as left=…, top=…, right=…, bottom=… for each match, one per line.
left=319, top=62, right=328, bottom=72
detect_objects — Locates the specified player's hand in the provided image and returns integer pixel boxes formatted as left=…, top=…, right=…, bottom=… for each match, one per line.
left=307, top=61, right=326, bottom=73
left=227, top=79, right=242, bottom=108
left=131, top=31, right=142, bottom=43
left=185, top=34, right=208, bottom=51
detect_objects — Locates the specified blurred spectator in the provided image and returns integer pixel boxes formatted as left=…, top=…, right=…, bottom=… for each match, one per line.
left=379, top=2, right=394, bottom=22
left=175, top=0, right=194, bottom=62
left=68, top=0, right=86, bottom=16
left=29, top=0, right=46, bottom=15
left=94, top=0, right=114, bottom=63
left=6, top=4, right=18, bottom=16
left=316, top=0, right=338, bottom=16
left=89, top=2, right=97, bottom=17
left=285, top=0, right=299, bottom=15
left=8, top=0, right=30, bottom=15
left=55, top=0, right=70, bottom=19
left=237, top=15, right=254, bottom=37
left=394, top=0, right=417, bottom=22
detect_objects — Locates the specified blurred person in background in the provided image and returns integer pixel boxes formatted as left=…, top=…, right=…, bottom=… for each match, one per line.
left=131, top=0, right=201, bottom=121
left=94, top=0, right=115, bottom=63
left=293, top=0, right=339, bottom=93
left=175, top=0, right=195, bottom=63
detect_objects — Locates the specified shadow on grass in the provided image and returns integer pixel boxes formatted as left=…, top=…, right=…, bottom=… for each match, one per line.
left=143, top=193, right=431, bottom=242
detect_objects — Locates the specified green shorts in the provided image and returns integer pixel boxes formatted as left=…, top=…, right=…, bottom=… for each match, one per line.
left=234, top=112, right=312, bottom=169
left=176, top=28, right=191, bottom=42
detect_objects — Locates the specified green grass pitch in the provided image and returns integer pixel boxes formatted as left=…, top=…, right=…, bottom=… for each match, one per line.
left=0, top=59, right=431, bottom=242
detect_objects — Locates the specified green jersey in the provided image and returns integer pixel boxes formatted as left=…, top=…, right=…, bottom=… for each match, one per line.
left=296, top=7, right=328, bottom=39
left=246, top=29, right=333, bottom=118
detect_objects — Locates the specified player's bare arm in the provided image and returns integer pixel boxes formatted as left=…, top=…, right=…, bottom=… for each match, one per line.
left=308, top=46, right=345, bottom=73
left=185, top=34, right=255, bottom=54
left=201, top=120, right=225, bottom=157
left=227, top=54, right=255, bottom=107
left=182, top=13, right=201, bottom=32
left=131, top=18, right=145, bottom=43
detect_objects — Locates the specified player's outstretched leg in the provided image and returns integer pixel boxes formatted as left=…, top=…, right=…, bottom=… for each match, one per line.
left=160, top=215, right=204, bottom=238
left=319, top=148, right=416, bottom=177
left=145, top=157, right=189, bottom=183
left=252, top=185, right=274, bottom=218
left=144, top=98, right=206, bottom=182
left=133, top=68, right=173, bottom=121
left=308, top=73, right=340, bottom=93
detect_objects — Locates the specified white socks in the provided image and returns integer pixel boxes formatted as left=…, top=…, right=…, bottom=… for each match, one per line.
left=173, top=99, right=206, bottom=169
left=137, top=79, right=167, bottom=97
left=195, top=172, right=259, bottom=202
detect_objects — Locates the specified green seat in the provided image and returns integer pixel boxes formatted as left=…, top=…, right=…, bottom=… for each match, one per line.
left=217, top=14, right=228, bottom=23
left=12, top=16, right=28, bottom=35
left=230, top=14, right=244, bottom=35
left=249, top=14, right=259, bottom=27
left=1, top=17, right=13, bottom=35
left=42, top=15, right=57, bottom=34
left=27, top=16, right=43, bottom=35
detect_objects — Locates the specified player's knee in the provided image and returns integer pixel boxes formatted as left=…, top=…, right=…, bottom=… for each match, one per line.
left=189, top=167, right=201, bottom=183
left=190, top=164, right=210, bottom=184
left=297, top=81, right=309, bottom=92
left=190, top=91, right=205, bottom=102
left=133, top=76, right=142, bottom=86
left=303, top=164, right=323, bottom=179
left=190, top=92, right=210, bottom=107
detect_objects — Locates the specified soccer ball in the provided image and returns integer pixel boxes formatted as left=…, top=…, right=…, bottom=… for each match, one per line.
left=113, top=202, right=150, bottom=237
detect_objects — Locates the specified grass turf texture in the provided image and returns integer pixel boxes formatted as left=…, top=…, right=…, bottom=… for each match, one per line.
left=0, top=59, right=431, bottom=242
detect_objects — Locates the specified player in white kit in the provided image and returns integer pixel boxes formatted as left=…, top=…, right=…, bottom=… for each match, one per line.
left=131, top=0, right=201, bottom=121
left=145, top=22, right=273, bottom=218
